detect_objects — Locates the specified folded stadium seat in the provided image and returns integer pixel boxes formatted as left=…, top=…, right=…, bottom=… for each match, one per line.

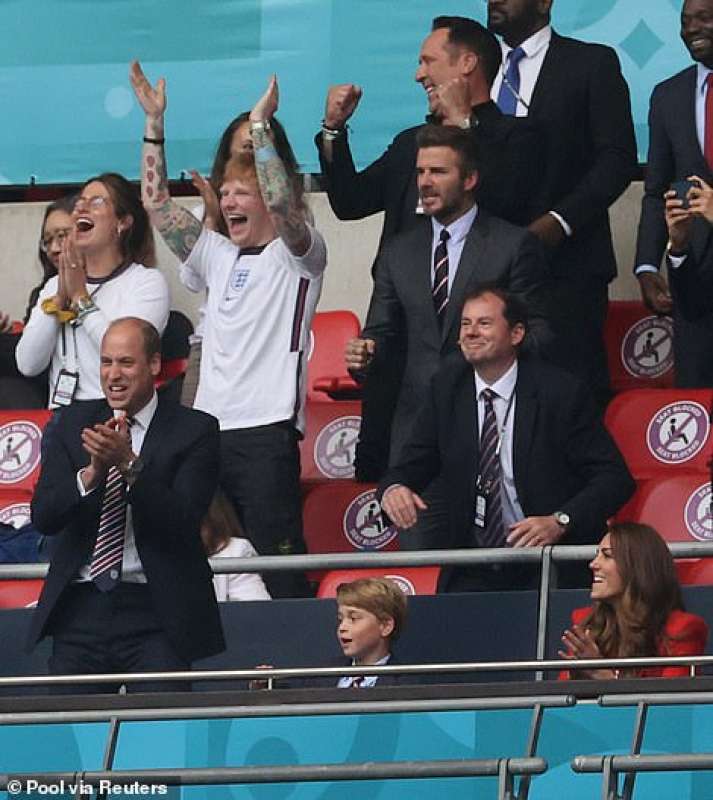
left=0, top=579, right=44, bottom=609
left=676, top=558, right=713, bottom=586
left=300, top=311, right=363, bottom=483
left=0, top=410, right=52, bottom=492
left=605, top=389, right=713, bottom=481
left=614, top=474, right=713, bottom=544
left=604, top=300, right=674, bottom=393
left=317, top=566, right=440, bottom=598
left=306, top=311, right=362, bottom=403
left=302, top=481, right=400, bottom=580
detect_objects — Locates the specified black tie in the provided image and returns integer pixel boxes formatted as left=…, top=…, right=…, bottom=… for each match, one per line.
left=476, top=389, right=505, bottom=547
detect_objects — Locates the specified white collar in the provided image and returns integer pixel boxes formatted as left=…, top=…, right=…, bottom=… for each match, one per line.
left=114, top=391, right=158, bottom=430
left=474, top=359, right=518, bottom=401
left=697, top=63, right=713, bottom=95
left=501, top=24, right=552, bottom=59
left=351, top=653, right=391, bottom=667
left=431, top=203, right=478, bottom=245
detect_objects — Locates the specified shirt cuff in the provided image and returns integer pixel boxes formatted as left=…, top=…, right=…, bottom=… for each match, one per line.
left=634, top=264, right=659, bottom=275
left=667, top=253, right=688, bottom=270
left=77, top=469, right=96, bottom=496
left=382, top=483, right=404, bottom=501
left=548, top=211, right=572, bottom=237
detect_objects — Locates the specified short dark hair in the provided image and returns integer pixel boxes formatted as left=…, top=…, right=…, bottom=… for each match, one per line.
left=83, top=173, right=156, bottom=267
left=416, top=124, right=479, bottom=176
left=461, top=285, right=529, bottom=333
left=107, top=317, right=161, bottom=361
left=432, top=15, right=502, bottom=87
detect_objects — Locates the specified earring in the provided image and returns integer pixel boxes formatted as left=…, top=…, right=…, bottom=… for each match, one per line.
left=116, top=224, right=122, bottom=237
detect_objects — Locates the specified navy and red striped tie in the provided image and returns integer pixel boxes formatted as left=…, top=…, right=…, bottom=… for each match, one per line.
left=432, top=228, right=450, bottom=327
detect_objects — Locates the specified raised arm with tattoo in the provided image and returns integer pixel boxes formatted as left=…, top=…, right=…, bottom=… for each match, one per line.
left=248, top=75, right=311, bottom=256
left=129, top=60, right=202, bottom=262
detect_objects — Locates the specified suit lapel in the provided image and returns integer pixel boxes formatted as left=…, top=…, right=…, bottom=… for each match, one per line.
left=137, top=394, right=177, bottom=465
left=407, top=223, right=442, bottom=339
left=512, top=361, right=538, bottom=507
left=527, top=31, right=563, bottom=115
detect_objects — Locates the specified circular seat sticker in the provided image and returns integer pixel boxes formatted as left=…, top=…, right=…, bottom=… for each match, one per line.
left=646, top=401, right=709, bottom=464
left=343, top=490, right=398, bottom=550
left=0, top=502, right=31, bottom=530
left=314, top=416, right=360, bottom=478
left=621, top=315, right=673, bottom=379
left=0, top=422, right=42, bottom=484
left=684, top=482, right=713, bottom=541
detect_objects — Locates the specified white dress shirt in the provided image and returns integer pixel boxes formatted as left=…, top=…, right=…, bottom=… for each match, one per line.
left=337, top=653, right=391, bottom=688
left=76, top=392, right=159, bottom=583
left=474, top=361, right=524, bottom=533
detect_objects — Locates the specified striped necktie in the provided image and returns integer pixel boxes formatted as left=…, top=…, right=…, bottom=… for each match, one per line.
left=476, top=389, right=505, bottom=547
left=89, top=418, right=134, bottom=591
left=432, top=228, right=450, bottom=327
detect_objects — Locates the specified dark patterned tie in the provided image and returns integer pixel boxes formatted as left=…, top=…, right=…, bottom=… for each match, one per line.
left=89, top=419, right=133, bottom=591
left=477, top=389, right=505, bottom=547
left=432, top=228, right=450, bottom=327
left=496, top=46, right=526, bottom=115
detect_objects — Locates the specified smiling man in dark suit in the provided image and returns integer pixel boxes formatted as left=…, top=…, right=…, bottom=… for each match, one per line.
left=635, top=0, right=713, bottom=387
left=28, top=317, right=224, bottom=691
left=487, top=0, right=637, bottom=406
left=346, top=125, right=550, bottom=548
left=379, top=288, right=634, bottom=591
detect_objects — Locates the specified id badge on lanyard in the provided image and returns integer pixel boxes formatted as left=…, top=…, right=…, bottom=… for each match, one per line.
left=50, top=325, right=79, bottom=408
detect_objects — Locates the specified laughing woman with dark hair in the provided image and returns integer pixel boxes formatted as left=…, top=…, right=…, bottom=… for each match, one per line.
left=16, top=174, right=169, bottom=407
left=559, top=523, right=708, bottom=679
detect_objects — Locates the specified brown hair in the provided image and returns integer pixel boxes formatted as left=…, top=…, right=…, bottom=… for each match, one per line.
left=432, top=15, right=502, bottom=87
left=106, top=317, right=161, bottom=361
left=416, top=124, right=479, bottom=176
left=336, top=578, right=408, bottom=640
left=222, top=152, right=259, bottom=188
left=83, top=172, right=156, bottom=267
left=580, top=523, right=684, bottom=676
left=201, top=490, right=246, bottom=556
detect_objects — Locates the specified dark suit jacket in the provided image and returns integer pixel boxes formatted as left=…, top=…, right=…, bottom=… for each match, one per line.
left=635, top=65, right=713, bottom=315
left=378, top=354, right=635, bottom=548
left=524, top=31, right=637, bottom=281
left=316, top=100, right=543, bottom=252
left=288, top=653, right=409, bottom=689
left=28, top=394, right=225, bottom=663
left=362, top=211, right=550, bottom=464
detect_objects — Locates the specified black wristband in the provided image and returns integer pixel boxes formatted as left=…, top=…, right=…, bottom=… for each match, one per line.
left=143, top=135, right=165, bottom=145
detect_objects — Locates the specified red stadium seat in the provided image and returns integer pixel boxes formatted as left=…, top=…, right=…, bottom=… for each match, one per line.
left=302, top=481, right=400, bottom=579
left=306, top=311, right=361, bottom=402
left=676, top=558, right=713, bottom=586
left=10, top=321, right=23, bottom=335
left=604, top=301, right=674, bottom=393
left=0, top=410, right=52, bottom=492
left=0, top=579, right=43, bottom=609
left=317, top=566, right=440, bottom=598
left=300, top=401, right=362, bottom=483
left=0, top=490, right=32, bottom=529
left=614, top=474, right=713, bottom=543
left=605, top=389, right=713, bottom=480
left=154, top=357, right=188, bottom=388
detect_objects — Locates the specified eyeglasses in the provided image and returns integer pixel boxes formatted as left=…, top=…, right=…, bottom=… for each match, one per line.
left=40, top=228, right=72, bottom=252
left=73, top=195, right=112, bottom=211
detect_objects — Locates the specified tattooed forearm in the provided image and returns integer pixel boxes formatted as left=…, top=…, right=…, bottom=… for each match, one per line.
left=141, top=122, right=202, bottom=262
left=251, top=124, right=310, bottom=256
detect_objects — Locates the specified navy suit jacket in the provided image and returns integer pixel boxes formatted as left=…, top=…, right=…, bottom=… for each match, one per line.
left=635, top=64, right=713, bottom=316
left=524, top=31, right=637, bottom=280
left=28, top=394, right=225, bottom=663
left=378, top=354, right=635, bottom=548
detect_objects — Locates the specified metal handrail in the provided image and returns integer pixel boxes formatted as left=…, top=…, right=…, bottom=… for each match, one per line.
left=0, top=654, right=708, bottom=689
left=4, top=540, right=713, bottom=578
left=573, top=753, right=713, bottom=773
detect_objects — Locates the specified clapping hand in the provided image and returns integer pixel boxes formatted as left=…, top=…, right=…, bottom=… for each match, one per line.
left=190, top=171, right=221, bottom=231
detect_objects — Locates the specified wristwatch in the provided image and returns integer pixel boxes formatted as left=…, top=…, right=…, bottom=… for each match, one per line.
left=249, top=119, right=271, bottom=133
left=554, top=511, right=571, bottom=529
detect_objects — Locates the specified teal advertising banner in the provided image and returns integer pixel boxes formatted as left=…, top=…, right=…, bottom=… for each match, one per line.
left=0, top=0, right=694, bottom=184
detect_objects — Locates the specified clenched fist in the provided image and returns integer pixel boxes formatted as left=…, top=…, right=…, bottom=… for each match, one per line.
left=324, top=84, right=363, bottom=129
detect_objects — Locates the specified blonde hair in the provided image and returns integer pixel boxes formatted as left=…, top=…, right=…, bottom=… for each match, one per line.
left=336, top=578, right=408, bottom=640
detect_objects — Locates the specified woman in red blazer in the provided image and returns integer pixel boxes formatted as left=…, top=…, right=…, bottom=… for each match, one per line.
left=559, top=522, right=708, bottom=679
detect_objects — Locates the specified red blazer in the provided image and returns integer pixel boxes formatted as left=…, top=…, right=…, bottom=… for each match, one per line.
left=560, top=606, right=708, bottom=680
